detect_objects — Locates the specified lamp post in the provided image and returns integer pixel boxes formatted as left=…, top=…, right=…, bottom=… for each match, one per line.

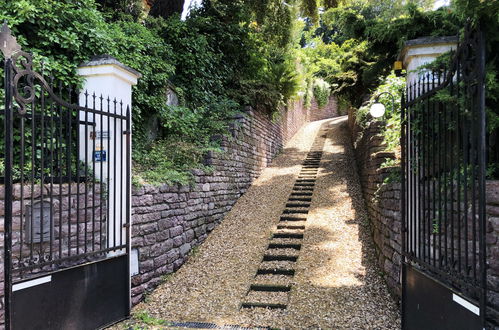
left=370, top=91, right=396, bottom=118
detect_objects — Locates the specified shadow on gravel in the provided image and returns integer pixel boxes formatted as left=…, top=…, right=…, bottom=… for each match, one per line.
left=111, top=118, right=400, bottom=329
left=289, top=118, right=401, bottom=328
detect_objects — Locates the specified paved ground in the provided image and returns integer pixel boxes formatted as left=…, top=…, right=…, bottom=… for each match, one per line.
left=114, top=117, right=401, bottom=329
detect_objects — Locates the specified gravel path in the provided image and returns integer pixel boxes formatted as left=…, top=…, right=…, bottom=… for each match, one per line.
left=116, top=116, right=401, bottom=329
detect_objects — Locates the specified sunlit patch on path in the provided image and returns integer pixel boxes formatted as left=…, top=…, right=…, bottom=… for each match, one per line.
left=113, top=117, right=401, bottom=329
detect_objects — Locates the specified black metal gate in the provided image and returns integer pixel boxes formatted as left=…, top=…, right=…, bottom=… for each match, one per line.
left=401, top=23, right=487, bottom=329
left=1, top=23, right=131, bottom=329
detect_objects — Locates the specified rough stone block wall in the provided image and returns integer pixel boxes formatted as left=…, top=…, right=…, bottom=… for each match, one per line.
left=309, top=96, right=338, bottom=122
left=350, top=116, right=499, bottom=326
left=0, top=183, right=104, bottom=327
left=130, top=100, right=338, bottom=304
left=485, top=182, right=499, bottom=324
left=351, top=120, right=402, bottom=298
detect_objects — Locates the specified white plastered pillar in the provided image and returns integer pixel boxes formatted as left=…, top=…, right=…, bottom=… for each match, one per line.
left=76, top=55, right=140, bottom=258
left=399, top=36, right=458, bottom=99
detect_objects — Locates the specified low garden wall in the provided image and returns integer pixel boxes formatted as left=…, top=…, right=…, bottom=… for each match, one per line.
left=0, top=182, right=104, bottom=325
left=349, top=115, right=499, bottom=325
left=130, top=100, right=338, bottom=304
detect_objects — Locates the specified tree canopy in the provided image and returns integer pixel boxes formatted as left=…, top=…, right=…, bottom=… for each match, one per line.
left=0, top=0, right=496, bottom=184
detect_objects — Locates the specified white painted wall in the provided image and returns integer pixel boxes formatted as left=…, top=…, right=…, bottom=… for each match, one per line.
left=400, top=37, right=457, bottom=100
left=76, top=57, right=140, bottom=256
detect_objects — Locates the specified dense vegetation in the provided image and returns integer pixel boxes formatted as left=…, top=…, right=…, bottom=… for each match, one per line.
left=305, top=0, right=498, bottom=161
left=0, top=0, right=497, bottom=184
left=0, top=0, right=335, bottom=184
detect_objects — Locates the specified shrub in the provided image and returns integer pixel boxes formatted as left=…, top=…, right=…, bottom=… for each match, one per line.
left=356, top=72, right=405, bottom=153
left=312, top=78, right=331, bottom=108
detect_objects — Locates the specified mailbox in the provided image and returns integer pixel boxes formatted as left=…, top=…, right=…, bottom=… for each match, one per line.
left=25, top=200, right=53, bottom=243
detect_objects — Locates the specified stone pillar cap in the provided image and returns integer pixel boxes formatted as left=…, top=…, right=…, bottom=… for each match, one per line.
left=398, top=35, right=458, bottom=62
left=79, top=54, right=142, bottom=77
left=78, top=54, right=142, bottom=86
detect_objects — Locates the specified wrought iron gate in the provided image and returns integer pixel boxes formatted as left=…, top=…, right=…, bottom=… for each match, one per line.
left=401, top=23, right=487, bottom=329
left=1, top=24, right=131, bottom=329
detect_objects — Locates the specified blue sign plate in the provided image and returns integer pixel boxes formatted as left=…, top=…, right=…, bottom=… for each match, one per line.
left=94, top=150, right=107, bottom=162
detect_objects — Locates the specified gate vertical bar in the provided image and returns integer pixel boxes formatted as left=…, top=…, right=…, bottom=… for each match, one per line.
left=477, top=27, right=487, bottom=326
left=401, top=92, right=407, bottom=327
left=3, top=57, right=13, bottom=330
left=125, top=106, right=132, bottom=312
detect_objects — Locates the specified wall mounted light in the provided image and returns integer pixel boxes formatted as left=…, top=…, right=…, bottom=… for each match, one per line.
left=370, top=92, right=395, bottom=118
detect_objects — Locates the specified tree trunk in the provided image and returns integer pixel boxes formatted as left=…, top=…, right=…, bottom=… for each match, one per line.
left=149, top=0, right=185, bottom=19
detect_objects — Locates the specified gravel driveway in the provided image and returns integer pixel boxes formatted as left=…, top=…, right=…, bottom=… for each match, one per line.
left=114, top=116, right=401, bottom=329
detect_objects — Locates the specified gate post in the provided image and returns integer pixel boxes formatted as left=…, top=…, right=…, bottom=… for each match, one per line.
left=76, top=55, right=140, bottom=292
left=77, top=55, right=141, bottom=110
left=398, top=36, right=457, bottom=96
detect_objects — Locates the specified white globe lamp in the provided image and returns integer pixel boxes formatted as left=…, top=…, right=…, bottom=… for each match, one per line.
left=370, top=102, right=386, bottom=118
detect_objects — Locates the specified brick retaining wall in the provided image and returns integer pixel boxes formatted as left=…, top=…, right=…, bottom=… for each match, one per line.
left=350, top=120, right=402, bottom=298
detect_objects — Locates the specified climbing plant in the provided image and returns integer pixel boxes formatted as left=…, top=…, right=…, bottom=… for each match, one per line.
left=356, top=72, right=405, bottom=152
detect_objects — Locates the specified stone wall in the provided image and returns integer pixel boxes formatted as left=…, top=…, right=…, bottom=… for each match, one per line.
left=350, top=116, right=499, bottom=326
left=485, top=182, right=499, bottom=325
left=130, top=100, right=338, bottom=304
left=309, top=96, right=338, bottom=122
left=0, top=182, right=104, bottom=326
left=350, top=120, right=402, bottom=298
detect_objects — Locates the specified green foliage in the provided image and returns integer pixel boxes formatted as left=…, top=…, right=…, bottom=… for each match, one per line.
left=336, top=94, right=351, bottom=115
left=303, top=77, right=314, bottom=109
left=95, top=0, right=144, bottom=21
left=132, top=138, right=218, bottom=186
left=305, top=2, right=460, bottom=108
left=380, top=157, right=399, bottom=169
left=357, top=72, right=405, bottom=152
left=302, top=0, right=319, bottom=24
left=1, top=0, right=112, bottom=86
left=0, top=0, right=175, bottom=131
left=487, top=164, right=499, bottom=180
left=133, top=311, right=170, bottom=327
left=312, top=78, right=331, bottom=108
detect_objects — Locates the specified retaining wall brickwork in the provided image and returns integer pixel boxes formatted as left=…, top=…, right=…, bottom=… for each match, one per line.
left=350, top=120, right=402, bottom=298
left=309, top=96, right=338, bottom=122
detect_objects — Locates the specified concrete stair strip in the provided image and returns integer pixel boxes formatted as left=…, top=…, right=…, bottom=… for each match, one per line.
left=241, top=129, right=327, bottom=311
